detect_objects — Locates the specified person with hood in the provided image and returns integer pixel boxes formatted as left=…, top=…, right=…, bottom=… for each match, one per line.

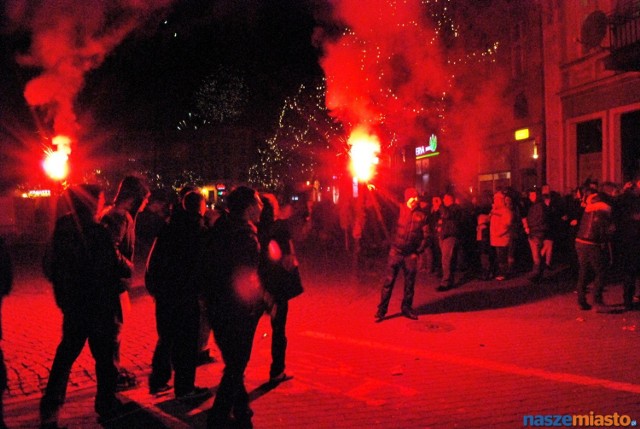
left=100, top=175, right=150, bottom=391
left=574, top=189, right=614, bottom=310
left=374, top=187, right=428, bottom=322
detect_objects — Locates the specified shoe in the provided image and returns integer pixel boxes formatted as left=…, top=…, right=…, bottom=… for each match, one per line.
left=40, top=423, right=68, bottom=429
left=176, top=386, right=211, bottom=401
left=149, top=383, right=172, bottom=395
left=197, top=350, right=217, bottom=366
left=402, top=309, right=418, bottom=320
left=436, top=285, right=449, bottom=292
left=374, top=312, right=385, bottom=323
left=116, top=368, right=138, bottom=391
left=579, top=302, right=592, bottom=311
left=269, top=372, right=293, bottom=384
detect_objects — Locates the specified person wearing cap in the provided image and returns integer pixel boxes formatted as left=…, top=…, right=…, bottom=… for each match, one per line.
left=374, top=187, right=428, bottom=322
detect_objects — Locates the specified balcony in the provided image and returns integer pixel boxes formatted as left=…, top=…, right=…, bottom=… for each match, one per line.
left=605, top=0, right=640, bottom=71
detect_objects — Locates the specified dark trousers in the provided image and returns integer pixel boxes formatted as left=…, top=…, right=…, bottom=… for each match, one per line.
left=439, top=237, right=457, bottom=287
left=377, top=249, right=417, bottom=314
left=575, top=242, right=606, bottom=305
left=207, top=309, right=261, bottom=426
left=268, top=299, right=289, bottom=379
left=150, top=299, right=199, bottom=395
left=0, top=346, right=5, bottom=426
left=40, top=310, right=119, bottom=423
left=620, top=247, right=640, bottom=309
left=527, top=236, right=545, bottom=280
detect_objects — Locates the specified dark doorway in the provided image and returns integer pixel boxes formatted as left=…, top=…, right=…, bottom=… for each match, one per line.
left=576, top=119, right=603, bottom=185
left=621, top=110, right=640, bottom=183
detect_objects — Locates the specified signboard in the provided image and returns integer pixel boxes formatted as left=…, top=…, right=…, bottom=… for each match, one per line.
left=416, top=134, right=440, bottom=159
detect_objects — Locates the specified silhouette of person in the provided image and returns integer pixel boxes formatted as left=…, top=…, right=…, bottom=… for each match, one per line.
left=200, top=186, right=264, bottom=429
left=100, top=175, right=150, bottom=391
left=40, top=185, right=124, bottom=428
left=375, top=187, right=428, bottom=322
left=0, top=235, right=12, bottom=429
left=146, top=191, right=210, bottom=399
left=258, top=194, right=300, bottom=384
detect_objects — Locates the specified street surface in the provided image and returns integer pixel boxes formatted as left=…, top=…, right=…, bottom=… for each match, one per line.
left=2, top=243, right=640, bottom=428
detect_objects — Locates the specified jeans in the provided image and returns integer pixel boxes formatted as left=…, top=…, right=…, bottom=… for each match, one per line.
left=377, top=248, right=418, bottom=314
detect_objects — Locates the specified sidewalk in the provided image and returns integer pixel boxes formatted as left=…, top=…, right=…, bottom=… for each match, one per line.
left=3, top=247, right=640, bottom=428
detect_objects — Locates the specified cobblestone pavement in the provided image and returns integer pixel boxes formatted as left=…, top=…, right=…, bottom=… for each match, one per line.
left=3, top=245, right=640, bottom=428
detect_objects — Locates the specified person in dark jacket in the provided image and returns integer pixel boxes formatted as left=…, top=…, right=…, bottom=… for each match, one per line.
left=40, top=185, right=124, bottom=428
left=574, top=190, right=614, bottom=310
left=522, top=188, right=550, bottom=283
left=436, top=192, right=461, bottom=291
left=258, top=194, right=300, bottom=384
left=100, top=175, right=150, bottom=391
left=201, top=186, right=264, bottom=429
left=615, top=178, right=640, bottom=311
left=146, top=191, right=210, bottom=399
left=375, top=188, right=428, bottom=322
left=0, top=236, right=12, bottom=429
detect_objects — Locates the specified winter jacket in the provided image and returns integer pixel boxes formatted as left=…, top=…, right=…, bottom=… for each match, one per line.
left=575, top=195, right=613, bottom=245
left=145, top=210, right=205, bottom=304
left=391, top=206, right=428, bottom=256
left=48, top=214, right=121, bottom=314
left=200, top=214, right=264, bottom=318
left=438, top=204, right=461, bottom=240
left=490, top=205, right=513, bottom=247
left=100, top=206, right=134, bottom=293
left=524, top=201, right=550, bottom=239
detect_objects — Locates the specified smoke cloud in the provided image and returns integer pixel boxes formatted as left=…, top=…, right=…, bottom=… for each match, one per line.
left=5, top=0, right=174, bottom=143
left=315, top=0, right=449, bottom=149
left=315, top=0, right=510, bottom=192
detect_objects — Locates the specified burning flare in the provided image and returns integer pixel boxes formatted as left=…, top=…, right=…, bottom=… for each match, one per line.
left=43, top=135, right=71, bottom=181
left=348, top=126, right=380, bottom=182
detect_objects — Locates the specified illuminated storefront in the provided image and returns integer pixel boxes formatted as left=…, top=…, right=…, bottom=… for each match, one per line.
left=415, top=134, right=440, bottom=195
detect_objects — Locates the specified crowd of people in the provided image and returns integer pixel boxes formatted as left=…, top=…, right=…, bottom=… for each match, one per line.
left=374, top=178, right=640, bottom=321
left=34, top=177, right=301, bottom=429
left=0, top=174, right=638, bottom=427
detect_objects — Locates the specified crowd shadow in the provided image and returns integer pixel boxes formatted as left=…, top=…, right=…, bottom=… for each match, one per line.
left=416, top=268, right=577, bottom=315
left=130, top=378, right=290, bottom=428
left=101, top=401, right=176, bottom=428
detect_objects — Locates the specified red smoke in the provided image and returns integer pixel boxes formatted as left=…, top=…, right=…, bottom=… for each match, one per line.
left=5, top=0, right=174, bottom=143
left=316, top=0, right=450, bottom=149
left=316, top=0, right=510, bottom=192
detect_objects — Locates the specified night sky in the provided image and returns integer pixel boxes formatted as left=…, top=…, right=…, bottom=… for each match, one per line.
left=0, top=0, right=325, bottom=189
left=1, top=0, right=322, bottom=133
left=1, top=0, right=513, bottom=193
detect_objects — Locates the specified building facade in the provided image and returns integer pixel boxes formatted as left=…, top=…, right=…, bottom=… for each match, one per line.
left=543, top=0, right=640, bottom=192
